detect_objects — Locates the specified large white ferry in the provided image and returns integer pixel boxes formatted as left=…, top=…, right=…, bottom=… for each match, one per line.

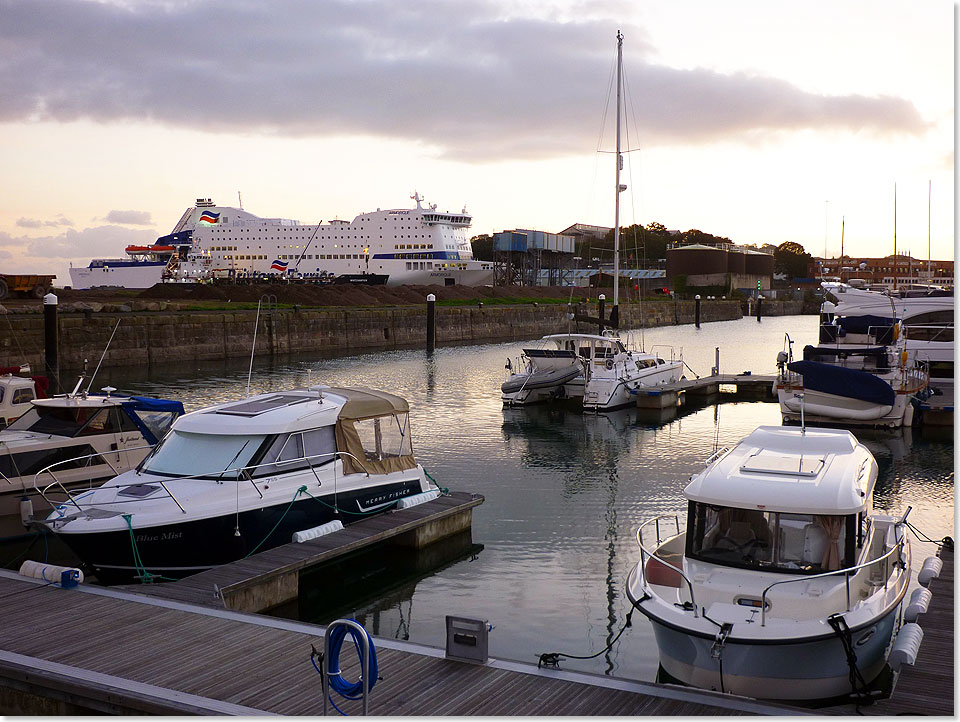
left=69, top=194, right=495, bottom=288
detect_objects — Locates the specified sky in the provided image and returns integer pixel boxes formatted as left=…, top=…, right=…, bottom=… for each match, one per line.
left=0, top=0, right=954, bottom=285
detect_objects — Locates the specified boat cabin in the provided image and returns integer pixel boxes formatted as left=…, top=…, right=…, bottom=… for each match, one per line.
left=683, top=426, right=876, bottom=575
left=138, top=386, right=415, bottom=481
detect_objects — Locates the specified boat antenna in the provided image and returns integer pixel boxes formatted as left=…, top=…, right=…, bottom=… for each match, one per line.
left=247, top=300, right=261, bottom=397
left=238, top=191, right=243, bottom=209
left=86, top=319, right=121, bottom=395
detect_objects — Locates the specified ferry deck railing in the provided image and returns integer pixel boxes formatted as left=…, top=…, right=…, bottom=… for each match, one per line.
left=32, top=447, right=380, bottom=520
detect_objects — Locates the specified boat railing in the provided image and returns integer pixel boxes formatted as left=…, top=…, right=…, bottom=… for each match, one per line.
left=702, top=447, right=729, bottom=466
left=636, top=514, right=698, bottom=617
left=759, top=525, right=908, bottom=627
left=648, top=344, right=681, bottom=363
left=34, top=448, right=374, bottom=520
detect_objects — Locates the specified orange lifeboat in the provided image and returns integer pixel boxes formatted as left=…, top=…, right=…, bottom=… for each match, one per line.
left=125, top=245, right=176, bottom=254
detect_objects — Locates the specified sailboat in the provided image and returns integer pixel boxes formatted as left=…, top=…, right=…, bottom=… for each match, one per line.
left=579, top=31, right=684, bottom=411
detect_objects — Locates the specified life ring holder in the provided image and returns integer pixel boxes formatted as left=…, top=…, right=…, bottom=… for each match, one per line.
left=605, top=358, right=615, bottom=371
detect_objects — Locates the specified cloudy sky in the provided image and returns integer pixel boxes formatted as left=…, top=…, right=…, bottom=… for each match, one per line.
left=0, top=0, right=954, bottom=284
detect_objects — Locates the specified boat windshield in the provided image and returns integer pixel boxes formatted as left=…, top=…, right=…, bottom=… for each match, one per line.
left=686, top=501, right=854, bottom=574
left=142, top=431, right=266, bottom=479
left=6, top=405, right=138, bottom=438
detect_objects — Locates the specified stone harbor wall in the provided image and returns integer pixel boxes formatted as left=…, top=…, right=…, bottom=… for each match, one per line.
left=0, top=299, right=743, bottom=371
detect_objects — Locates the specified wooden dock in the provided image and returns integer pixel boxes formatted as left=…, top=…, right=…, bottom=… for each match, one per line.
left=116, top=490, right=484, bottom=613
left=0, top=568, right=808, bottom=716
left=635, top=373, right=776, bottom=410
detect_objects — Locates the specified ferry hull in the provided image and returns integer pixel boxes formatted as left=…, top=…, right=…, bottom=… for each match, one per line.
left=53, top=477, right=424, bottom=584
left=648, top=610, right=897, bottom=701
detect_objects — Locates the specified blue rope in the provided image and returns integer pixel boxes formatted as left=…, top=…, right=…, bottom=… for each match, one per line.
left=310, top=620, right=378, bottom=715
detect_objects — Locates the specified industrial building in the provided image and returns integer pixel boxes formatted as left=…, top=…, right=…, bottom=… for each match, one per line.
left=492, top=229, right=577, bottom=286
left=665, top=243, right=774, bottom=294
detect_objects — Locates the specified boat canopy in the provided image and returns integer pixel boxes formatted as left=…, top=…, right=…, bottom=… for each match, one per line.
left=327, top=387, right=416, bottom=476
left=787, top=360, right=896, bottom=407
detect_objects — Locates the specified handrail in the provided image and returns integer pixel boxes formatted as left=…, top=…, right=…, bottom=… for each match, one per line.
left=36, top=448, right=375, bottom=519
left=635, top=514, right=698, bottom=617
left=31, top=443, right=156, bottom=511
left=759, top=530, right=908, bottom=626
left=702, top=447, right=729, bottom=466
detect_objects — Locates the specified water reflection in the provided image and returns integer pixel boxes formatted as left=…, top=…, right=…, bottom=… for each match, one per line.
left=2, top=315, right=950, bottom=682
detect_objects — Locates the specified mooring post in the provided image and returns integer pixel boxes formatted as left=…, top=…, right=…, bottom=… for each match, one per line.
left=597, top=294, right=605, bottom=335
left=43, top=292, right=58, bottom=392
left=695, top=294, right=701, bottom=329
left=714, top=346, right=720, bottom=376
left=757, top=295, right=763, bottom=322
left=426, top=293, right=436, bottom=352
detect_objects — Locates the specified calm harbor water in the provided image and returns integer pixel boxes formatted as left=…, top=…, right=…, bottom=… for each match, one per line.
left=7, top=315, right=954, bottom=682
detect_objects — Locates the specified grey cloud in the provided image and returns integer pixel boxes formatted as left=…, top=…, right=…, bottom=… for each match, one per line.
left=106, top=210, right=153, bottom=225
left=0, top=225, right=158, bottom=259
left=0, top=0, right=929, bottom=161
left=16, top=216, right=73, bottom=228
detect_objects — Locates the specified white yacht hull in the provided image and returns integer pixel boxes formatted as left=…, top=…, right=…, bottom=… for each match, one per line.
left=777, top=383, right=914, bottom=428
left=583, top=361, right=683, bottom=412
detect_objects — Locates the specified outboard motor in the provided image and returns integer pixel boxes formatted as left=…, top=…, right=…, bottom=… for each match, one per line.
left=776, top=350, right=789, bottom=375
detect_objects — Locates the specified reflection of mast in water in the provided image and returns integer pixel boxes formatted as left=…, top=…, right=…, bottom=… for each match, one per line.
left=394, top=598, right=413, bottom=640
left=602, top=465, right=619, bottom=675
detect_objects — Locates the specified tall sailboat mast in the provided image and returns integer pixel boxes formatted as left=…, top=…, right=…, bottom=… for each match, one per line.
left=613, top=30, right=624, bottom=321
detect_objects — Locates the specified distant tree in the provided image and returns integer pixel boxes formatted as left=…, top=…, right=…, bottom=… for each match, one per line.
left=470, top=234, right=494, bottom=261
left=774, top=241, right=813, bottom=279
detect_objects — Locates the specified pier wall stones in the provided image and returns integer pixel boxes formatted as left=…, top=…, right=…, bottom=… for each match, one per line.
left=0, top=299, right=742, bottom=371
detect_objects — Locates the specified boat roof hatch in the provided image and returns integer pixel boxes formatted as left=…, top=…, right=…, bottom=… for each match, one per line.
left=212, top=394, right=314, bottom=417
left=740, top=450, right=825, bottom=477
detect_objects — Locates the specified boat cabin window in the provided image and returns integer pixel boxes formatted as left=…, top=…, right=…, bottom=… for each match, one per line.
left=254, top=427, right=337, bottom=476
left=6, top=406, right=129, bottom=438
left=142, top=431, right=266, bottom=479
left=354, top=413, right=412, bottom=462
left=686, top=502, right=854, bottom=574
left=133, top=409, right=180, bottom=440
left=77, top=408, right=140, bottom=436
left=11, top=387, right=34, bottom=405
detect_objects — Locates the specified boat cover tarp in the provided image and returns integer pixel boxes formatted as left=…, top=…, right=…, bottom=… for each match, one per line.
left=124, top=396, right=186, bottom=414
left=802, top=345, right=890, bottom=370
left=787, top=360, right=896, bottom=407
left=837, top=314, right=894, bottom=334
left=327, top=386, right=417, bottom=476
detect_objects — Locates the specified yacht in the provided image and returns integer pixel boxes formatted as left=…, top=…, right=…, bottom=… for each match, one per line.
left=70, top=195, right=495, bottom=289
left=819, top=282, right=953, bottom=400
left=626, top=425, right=912, bottom=701
left=39, top=385, right=439, bottom=584
left=775, top=339, right=928, bottom=428
left=502, top=333, right=683, bottom=410
left=0, top=381, right=183, bottom=538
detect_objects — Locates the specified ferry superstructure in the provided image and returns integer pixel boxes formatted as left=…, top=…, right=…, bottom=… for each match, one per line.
left=70, top=195, right=495, bottom=288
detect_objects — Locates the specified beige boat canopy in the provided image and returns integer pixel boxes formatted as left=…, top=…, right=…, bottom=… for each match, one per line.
left=328, top=387, right=416, bottom=475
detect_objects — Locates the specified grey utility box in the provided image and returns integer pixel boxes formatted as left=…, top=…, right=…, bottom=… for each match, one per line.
left=445, top=615, right=489, bottom=664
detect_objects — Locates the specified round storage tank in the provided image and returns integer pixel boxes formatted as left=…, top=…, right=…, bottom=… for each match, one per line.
left=727, top=250, right=746, bottom=274
left=666, top=244, right=728, bottom=277
left=744, top=250, right=775, bottom=276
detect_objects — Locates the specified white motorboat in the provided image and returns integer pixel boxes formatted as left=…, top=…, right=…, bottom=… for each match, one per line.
left=775, top=342, right=928, bottom=429
left=0, top=380, right=183, bottom=538
left=0, top=366, right=49, bottom=429
left=626, top=425, right=912, bottom=701
left=502, top=333, right=683, bottom=410
left=39, top=385, right=439, bottom=584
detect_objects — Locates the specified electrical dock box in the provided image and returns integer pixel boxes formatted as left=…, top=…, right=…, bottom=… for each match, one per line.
left=445, top=615, right=489, bottom=664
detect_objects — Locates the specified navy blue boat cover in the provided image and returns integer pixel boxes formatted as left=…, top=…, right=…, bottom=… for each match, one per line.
left=124, top=396, right=185, bottom=414
left=787, top=360, right=896, bottom=407
left=837, top=314, right=894, bottom=335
